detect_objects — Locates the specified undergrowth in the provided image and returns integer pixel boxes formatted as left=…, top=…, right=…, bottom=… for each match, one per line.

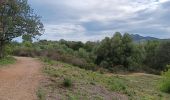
left=0, top=56, right=16, bottom=66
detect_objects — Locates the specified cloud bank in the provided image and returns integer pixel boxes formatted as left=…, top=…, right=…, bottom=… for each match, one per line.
left=29, top=0, right=170, bottom=42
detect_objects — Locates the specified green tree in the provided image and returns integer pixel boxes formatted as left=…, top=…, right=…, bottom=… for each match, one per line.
left=95, top=32, right=124, bottom=68
left=22, top=34, right=33, bottom=43
left=95, top=37, right=111, bottom=66
left=95, top=32, right=138, bottom=71
left=144, top=40, right=160, bottom=69
left=159, top=65, right=170, bottom=93
left=155, top=41, right=170, bottom=70
left=84, top=41, right=97, bottom=52
left=122, top=33, right=134, bottom=68
left=110, top=32, right=123, bottom=66
left=0, top=0, right=44, bottom=58
left=131, top=43, right=146, bottom=70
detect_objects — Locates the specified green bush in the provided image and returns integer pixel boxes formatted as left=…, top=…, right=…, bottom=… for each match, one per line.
left=63, top=78, right=72, bottom=87
left=37, top=88, right=46, bottom=100
left=159, top=65, right=170, bottom=93
left=0, top=57, right=16, bottom=66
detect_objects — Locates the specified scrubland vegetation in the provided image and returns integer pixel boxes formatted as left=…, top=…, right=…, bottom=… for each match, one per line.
left=159, top=65, right=170, bottom=93
left=2, top=33, right=169, bottom=99
left=7, top=32, right=170, bottom=74
left=0, top=56, right=16, bottom=66
left=1, top=0, right=170, bottom=99
left=38, top=58, right=170, bottom=100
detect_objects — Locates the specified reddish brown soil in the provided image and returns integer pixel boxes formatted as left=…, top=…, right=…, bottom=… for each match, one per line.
left=0, top=57, right=43, bottom=100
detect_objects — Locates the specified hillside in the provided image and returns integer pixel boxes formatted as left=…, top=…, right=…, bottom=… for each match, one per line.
left=39, top=59, right=170, bottom=100
left=130, top=34, right=159, bottom=42
left=130, top=34, right=170, bottom=43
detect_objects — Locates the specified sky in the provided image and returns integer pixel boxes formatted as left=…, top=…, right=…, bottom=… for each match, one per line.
left=28, top=0, right=170, bottom=42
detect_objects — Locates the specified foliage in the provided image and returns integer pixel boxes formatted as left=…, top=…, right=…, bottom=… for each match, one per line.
left=159, top=65, right=170, bottom=93
left=43, top=60, right=127, bottom=93
left=63, top=78, right=72, bottom=87
left=0, top=56, right=16, bottom=66
left=41, top=59, right=170, bottom=100
left=144, top=40, right=160, bottom=69
left=123, top=74, right=168, bottom=100
left=9, top=32, right=170, bottom=73
left=155, top=42, right=170, bottom=70
left=0, top=0, right=44, bottom=58
left=95, top=32, right=136, bottom=71
left=37, top=88, right=46, bottom=100
left=22, top=34, right=33, bottom=43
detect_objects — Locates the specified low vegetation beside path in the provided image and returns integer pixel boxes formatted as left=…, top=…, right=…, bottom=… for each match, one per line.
left=38, top=58, right=170, bottom=100
left=0, top=56, right=16, bottom=67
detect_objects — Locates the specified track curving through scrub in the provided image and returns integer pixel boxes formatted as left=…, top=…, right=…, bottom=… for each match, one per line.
left=0, top=57, right=43, bottom=100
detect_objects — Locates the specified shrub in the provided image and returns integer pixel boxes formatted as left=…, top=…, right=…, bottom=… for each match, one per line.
left=63, top=78, right=72, bottom=87
left=0, top=56, right=16, bottom=66
left=13, top=47, right=36, bottom=57
left=159, top=65, right=170, bottom=93
left=37, top=88, right=46, bottom=100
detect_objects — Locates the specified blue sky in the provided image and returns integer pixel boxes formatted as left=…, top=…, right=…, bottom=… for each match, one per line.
left=28, top=0, right=170, bottom=42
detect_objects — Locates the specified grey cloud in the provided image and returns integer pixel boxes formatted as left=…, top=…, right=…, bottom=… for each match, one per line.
left=28, top=0, right=170, bottom=41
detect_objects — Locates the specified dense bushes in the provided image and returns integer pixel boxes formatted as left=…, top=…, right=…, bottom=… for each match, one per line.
left=10, top=32, right=170, bottom=74
left=0, top=56, right=16, bottom=66
left=155, top=41, right=170, bottom=70
left=63, top=78, right=72, bottom=87
left=159, top=65, right=170, bottom=93
left=94, top=32, right=138, bottom=71
left=143, top=41, right=170, bottom=72
left=12, top=41, right=97, bottom=71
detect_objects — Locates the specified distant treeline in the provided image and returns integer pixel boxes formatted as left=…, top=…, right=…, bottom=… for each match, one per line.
left=7, top=32, right=170, bottom=74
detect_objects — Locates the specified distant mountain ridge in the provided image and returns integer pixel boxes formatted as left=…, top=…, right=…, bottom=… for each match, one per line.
left=130, top=34, right=159, bottom=42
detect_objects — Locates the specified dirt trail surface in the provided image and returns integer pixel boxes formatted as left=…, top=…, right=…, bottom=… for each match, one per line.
left=0, top=57, right=43, bottom=100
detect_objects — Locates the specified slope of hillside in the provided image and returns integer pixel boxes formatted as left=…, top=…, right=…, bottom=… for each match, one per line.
left=40, top=59, right=170, bottom=100
left=130, top=34, right=159, bottom=42
left=130, top=34, right=170, bottom=43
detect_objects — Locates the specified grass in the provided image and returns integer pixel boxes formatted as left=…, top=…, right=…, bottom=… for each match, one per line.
left=40, top=58, right=170, bottom=100
left=159, top=65, right=170, bottom=93
left=43, top=61, right=127, bottom=92
left=122, top=74, right=170, bottom=100
left=41, top=58, right=128, bottom=99
left=37, top=88, right=46, bottom=100
left=0, top=56, right=16, bottom=67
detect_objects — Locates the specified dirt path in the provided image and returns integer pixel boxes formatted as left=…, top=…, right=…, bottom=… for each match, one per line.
left=0, top=57, right=43, bottom=100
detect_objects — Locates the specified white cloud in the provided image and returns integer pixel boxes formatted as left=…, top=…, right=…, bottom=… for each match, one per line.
left=29, top=0, right=170, bottom=41
left=44, top=23, right=86, bottom=35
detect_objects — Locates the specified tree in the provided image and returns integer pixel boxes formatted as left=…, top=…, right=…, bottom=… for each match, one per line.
left=22, top=34, right=33, bottom=43
left=0, top=0, right=44, bottom=58
left=95, top=37, right=111, bottom=66
left=122, top=33, right=134, bottom=68
left=144, top=40, right=160, bottom=69
left=110, top=32, right=123, bottom=66
left=95, top=32, right=138, bottom=71
left=84, top=41, right=97, bottom=52
left=95, top=32, right=124, bottom=68
left=155, top=41, right=170, bottom=70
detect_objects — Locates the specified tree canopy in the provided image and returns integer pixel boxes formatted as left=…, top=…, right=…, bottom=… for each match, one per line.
left=0, top=0, right=44, bottom=58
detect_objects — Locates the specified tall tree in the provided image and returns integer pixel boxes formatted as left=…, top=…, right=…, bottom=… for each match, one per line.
left=0, top=0, right=44, bottom=58
left=110, top=32, right=123, bottom=66
left=95, top=37, right=111, bottom=66
left=122, top=33, right=134, bottom=68
left=144, top=40, right=160, bottom=69
left=155, top=41, right=170, bottom=70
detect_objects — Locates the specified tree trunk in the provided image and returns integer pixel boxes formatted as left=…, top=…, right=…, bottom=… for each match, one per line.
left=0, top=41, right=5, bottom=59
